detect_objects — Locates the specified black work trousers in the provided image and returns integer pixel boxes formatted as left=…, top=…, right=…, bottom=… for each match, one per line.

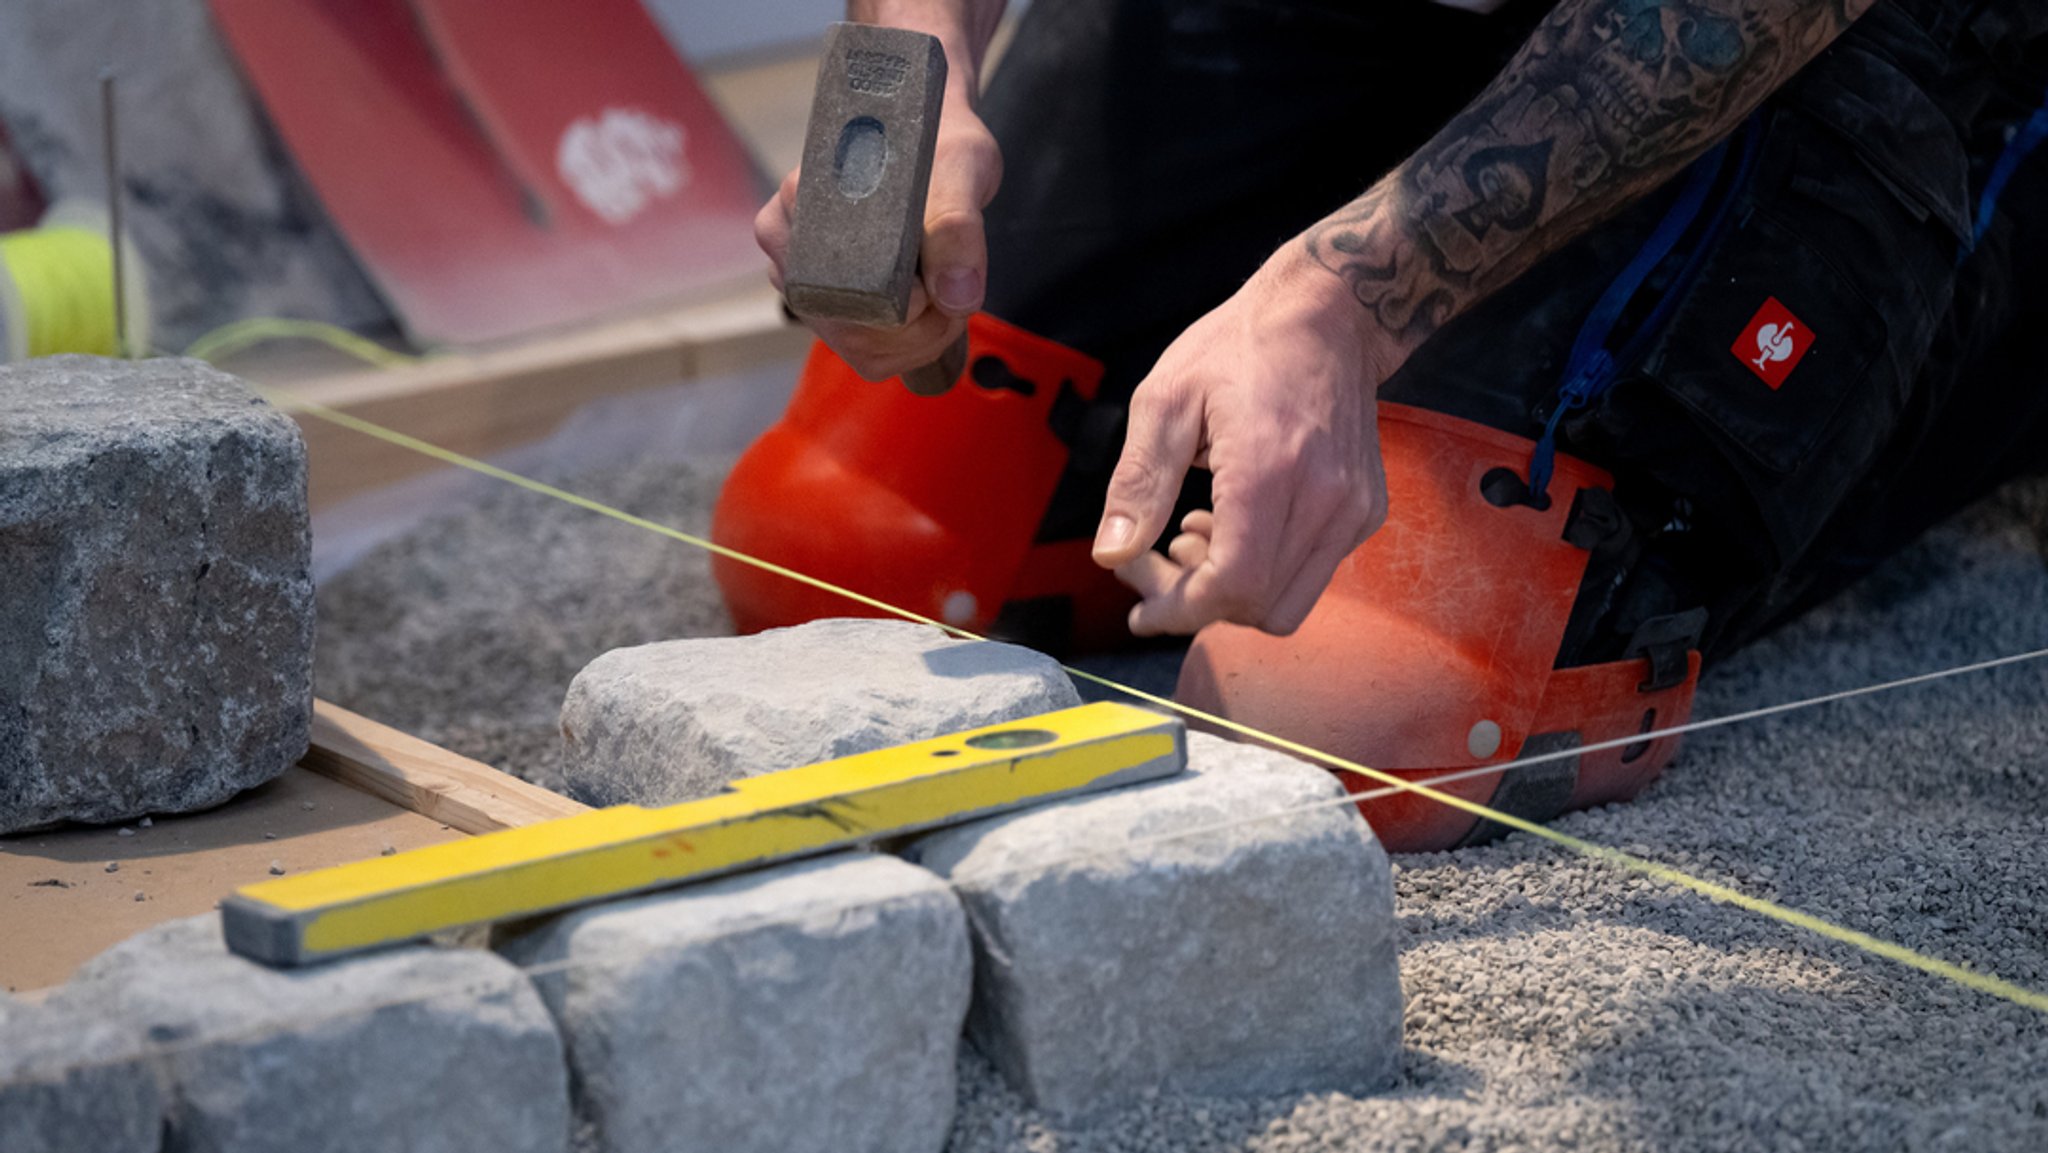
left=980, top=0, right=2048, bottom=664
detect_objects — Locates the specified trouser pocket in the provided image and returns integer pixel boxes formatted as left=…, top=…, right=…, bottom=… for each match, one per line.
left=1602, top=36, right=1971, bottom=570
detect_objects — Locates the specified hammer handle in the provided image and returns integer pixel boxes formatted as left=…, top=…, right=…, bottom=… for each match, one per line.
left=901, top=332, right=969, bottom=396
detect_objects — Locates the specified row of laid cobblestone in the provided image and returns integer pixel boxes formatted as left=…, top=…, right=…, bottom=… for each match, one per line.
left=0, top=619, right=1401, bottom=1153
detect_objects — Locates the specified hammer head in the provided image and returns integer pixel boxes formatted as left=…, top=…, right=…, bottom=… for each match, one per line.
left=783, top=23, right=948, bottom=327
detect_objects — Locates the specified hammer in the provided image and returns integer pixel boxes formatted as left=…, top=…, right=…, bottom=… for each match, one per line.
left=782, top=22, right=969, bottom=397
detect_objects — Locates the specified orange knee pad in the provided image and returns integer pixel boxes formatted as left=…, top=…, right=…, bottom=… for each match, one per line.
left=1176, top=403, right=1700, bottom=852
left=711, top=313, right=1132, bottom=646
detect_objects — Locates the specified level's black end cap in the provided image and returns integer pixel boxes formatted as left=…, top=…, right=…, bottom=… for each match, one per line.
left=220, top=894, right=308, bottom=969
left=1118, top=712, right=1189, bottom=786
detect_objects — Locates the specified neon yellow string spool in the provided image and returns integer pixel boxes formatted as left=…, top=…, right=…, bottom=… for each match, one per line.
left=0, top=200, right=149, bottom=361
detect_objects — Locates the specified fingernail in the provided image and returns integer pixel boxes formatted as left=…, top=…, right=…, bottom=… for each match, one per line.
left=936, top=268, right=980, bottom=314
left=1095, top=514, right=1134, bottom=556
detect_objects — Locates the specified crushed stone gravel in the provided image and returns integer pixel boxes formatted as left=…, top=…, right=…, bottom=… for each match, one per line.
left=316, top=456, right=2048, bottom=1153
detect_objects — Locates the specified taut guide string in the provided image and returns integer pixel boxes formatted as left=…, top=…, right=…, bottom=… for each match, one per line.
left=257, top=389, right=2048, bottom=1017
left=15, top=376, right=2043, bottom=1091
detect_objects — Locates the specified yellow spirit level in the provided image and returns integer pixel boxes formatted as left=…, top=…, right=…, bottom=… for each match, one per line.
left=223, top=701, right=1184, bottom=966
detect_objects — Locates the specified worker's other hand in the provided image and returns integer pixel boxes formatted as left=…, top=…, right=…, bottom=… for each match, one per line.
left=754, top=101, right=1002, bottom=382
left=1092, top=251, right=1405, bottom=637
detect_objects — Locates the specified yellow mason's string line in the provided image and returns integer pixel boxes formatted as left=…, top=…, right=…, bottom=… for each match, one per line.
left=257, top=391, right=959, bottom=629
left=184, top=317, right=422, bottom=370
left=1059, top=669, right=2048, bottom=1014
left=263, top=386, right=2048, bottom=1017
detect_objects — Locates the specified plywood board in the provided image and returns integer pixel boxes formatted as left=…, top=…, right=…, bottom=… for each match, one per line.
left=0, top=768, right=465, bottom=993
left=0, top=703, right=586, bottom=992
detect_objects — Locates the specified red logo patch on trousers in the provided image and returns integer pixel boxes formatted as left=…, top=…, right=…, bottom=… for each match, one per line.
left=1732, top=297, right=1812, bottom=389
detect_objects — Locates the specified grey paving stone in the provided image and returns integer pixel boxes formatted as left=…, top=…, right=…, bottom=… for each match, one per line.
left=53, top=915, right=569, bottom=1153
left=0, top=357, right=313, bottom=833
left=499, top=852, right=970, bottom=1153
left=555, top=618, right=1079, bottom=805
left=912, top=732, right=1403, bottom=1120
left=0, top=992, right=162, bottom=1153
left=0, top=0, right=388, bottom=347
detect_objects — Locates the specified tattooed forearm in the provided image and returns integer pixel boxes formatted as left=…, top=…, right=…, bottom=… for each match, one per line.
left=1304, top=0, right=1869, bottom=344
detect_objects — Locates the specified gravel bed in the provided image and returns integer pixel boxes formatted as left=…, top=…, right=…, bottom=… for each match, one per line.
left=316, top=456, right=2048, bottom=1152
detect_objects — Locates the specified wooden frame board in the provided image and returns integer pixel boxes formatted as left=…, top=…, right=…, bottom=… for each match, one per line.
left=239, top=283, right=810, bottom=511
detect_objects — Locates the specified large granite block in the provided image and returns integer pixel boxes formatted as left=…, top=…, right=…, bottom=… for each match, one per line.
left=0, top=992, right=162, bottom=1153
left=0, top=357, right=313, bottom=833
left=555, top=618, right=1078, bottom=805
left=53, top=915, right=569, bottom=1153
left=499, top=852, right=970, bottom=1153
left=912, top=732, right=1403, bottom=1120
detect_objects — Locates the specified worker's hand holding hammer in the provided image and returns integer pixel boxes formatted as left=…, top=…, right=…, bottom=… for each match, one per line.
left=754, top=3, right=1006, bottom=383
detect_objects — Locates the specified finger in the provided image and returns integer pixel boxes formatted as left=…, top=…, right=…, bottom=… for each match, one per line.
left=1126, top=562, right=1226, bottom=636
left=1192, top=459, right=1295, bottom=628
left=1257, top=463, right=1353, bottom=628
left=822, top=309, right=964, bottom=382
left=1117, top=553, right=1214, bottom=638
left=1261, top=529, right=1361, bottom=636
left=1114, top=550, right=1188, bottom=603
left=754, top=170, right=800, bottom=292
left=921, top=129, right=1001, bottom=318
left=1263, top=461, right=1387, bottom=634
left=1094, top=379, right=1202, bottom=569
left=1166, top=508, right=1214, bottom=567
left=1124, top=487, right=1285, bottom=636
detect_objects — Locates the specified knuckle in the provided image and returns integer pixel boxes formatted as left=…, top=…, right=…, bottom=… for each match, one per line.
left=1209, top=572, right=1267, bottom=623
left=1350, top=506, right=1386, bottom=546
left=1262, top=609, right=1307, bottom=638
left=942, top=125, right=1002, bottom=180
left=752, top=202, right=783, bottom=249
left=1111, top=450, right=1167, bottom=497
left=1128, top=378, right=1182, bottom=426
left=933, top=138, right=1003, bottom=206
left=1358, top=493, right=1389, bottom=537
left=1275, top=432, right=1315, bottom=471
left=924, top=206, right=984, bottom=241
left=1306, top=469, right=1353, bottom=510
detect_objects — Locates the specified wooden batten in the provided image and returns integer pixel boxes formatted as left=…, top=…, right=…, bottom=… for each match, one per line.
left=250, top=283, right=810, bottom=510
left=305, top=699, right=590, bottom=835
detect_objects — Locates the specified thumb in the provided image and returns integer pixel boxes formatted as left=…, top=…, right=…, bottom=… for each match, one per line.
left=921, top=127, right=1001, bottom=319
left=1094, top=382, right=1201, bottom=568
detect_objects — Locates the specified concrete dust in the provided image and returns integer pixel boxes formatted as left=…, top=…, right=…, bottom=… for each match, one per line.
left=316, top=454, right=2048, bottom=1152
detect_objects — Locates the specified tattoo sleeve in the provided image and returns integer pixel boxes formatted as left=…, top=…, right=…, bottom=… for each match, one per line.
left=1303, top=0, right=1870, bottom=344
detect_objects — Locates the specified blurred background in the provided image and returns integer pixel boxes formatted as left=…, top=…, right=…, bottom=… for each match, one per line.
left=0, top=0, right=1032, bottom=574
